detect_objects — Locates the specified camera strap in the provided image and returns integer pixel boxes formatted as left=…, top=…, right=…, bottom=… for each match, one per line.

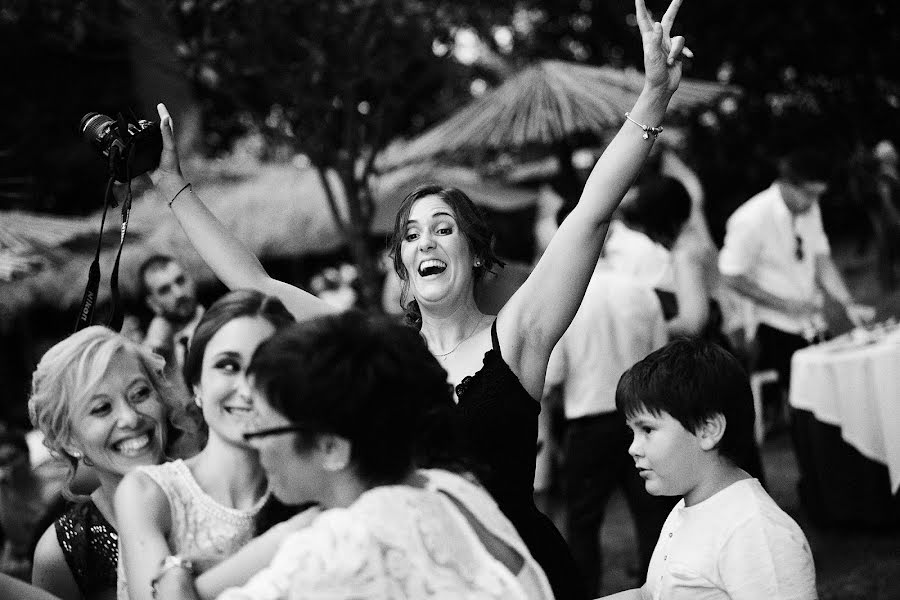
left=73, top=176, right=115, bottom=332
left=73, top=144, right=135, bottom=333
left=106, top=148, right=136, bottom=332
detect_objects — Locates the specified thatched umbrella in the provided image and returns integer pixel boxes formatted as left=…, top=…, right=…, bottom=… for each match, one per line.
left=377, top=60, right=740, bottom=170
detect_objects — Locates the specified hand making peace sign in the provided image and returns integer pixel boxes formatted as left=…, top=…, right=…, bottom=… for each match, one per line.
left=636, top=0, right=691, bottom=96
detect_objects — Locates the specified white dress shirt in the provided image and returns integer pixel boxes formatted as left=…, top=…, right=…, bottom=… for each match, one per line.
left=718, top=183, right=830, bottom=335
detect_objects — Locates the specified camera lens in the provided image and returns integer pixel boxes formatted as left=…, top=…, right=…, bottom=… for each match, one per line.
left=80, top=113, right=117, bottom=153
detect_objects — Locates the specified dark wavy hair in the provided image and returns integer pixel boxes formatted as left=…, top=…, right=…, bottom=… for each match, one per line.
left=183, top=289, right=296, bottom=388
left=615, top=337, right=756, bottom=468
left=247, top=311, right=462, bottom=486
left=387, top=185, right=505, bottom=328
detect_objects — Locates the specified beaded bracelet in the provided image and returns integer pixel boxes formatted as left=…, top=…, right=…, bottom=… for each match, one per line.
left=150, top=555, right=194, bottom=598
left=624, top=112, right=663, bottom=140
left=168, top=182, right=192, bottom=207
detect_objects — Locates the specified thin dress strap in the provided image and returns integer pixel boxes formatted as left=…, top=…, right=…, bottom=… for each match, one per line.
left=490, top=319, right=501, bottom=357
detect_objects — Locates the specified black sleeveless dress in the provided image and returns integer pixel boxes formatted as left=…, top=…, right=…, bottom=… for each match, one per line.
left=54, top=500, right=118, bottom=597
left=455, top=321, right=586, bottom=600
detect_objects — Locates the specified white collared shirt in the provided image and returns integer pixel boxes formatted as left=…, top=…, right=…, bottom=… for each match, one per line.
left=718, top=183, right=830, bottom=335
left=602, top=220, right=676, bottom=291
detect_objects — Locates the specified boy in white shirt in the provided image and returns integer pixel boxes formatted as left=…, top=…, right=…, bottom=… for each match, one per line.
left=602, top=338, right=817, bottom=600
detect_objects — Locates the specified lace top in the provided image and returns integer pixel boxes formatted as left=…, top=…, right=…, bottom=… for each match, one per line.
left=455, top=321, right=539, bottom=508
left=134, top=459, right=268, bottom=560
left=55, top=500, right=118, bottom=597
left=218, top=469, right=551, bottom=600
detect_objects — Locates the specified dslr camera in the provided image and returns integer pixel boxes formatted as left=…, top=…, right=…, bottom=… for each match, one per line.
left=79, top=112, right=162, bottom=183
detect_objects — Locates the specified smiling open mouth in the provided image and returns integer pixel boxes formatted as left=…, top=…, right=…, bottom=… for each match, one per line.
left=224, top=406, right=253, bottom=416
left=418, top=259, right=447, bottom=277
left=113, top=432, right=152, bottom=457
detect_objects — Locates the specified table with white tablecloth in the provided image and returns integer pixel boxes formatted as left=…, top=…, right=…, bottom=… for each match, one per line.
left=789, top=326, right=900, bottom=526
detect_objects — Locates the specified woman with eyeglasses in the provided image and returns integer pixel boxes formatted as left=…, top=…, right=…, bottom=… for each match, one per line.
left=114, top=290, right=299, bottom=600
left=147, top=311, right=554, bottom=600
left=28, top=326, right=199, bottom=600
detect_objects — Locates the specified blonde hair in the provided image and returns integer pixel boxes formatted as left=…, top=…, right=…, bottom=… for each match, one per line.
left=29, top=325, right=198, bottom=498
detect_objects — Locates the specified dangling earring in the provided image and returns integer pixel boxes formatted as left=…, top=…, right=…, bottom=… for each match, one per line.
left=194, top=393, right=202, bottom=408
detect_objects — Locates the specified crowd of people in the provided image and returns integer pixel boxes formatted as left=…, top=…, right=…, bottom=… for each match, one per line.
left=4, top=0, right=881, bottom=597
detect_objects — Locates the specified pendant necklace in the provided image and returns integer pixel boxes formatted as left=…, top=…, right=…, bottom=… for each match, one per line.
left=433, top=315, right=485, bottom=359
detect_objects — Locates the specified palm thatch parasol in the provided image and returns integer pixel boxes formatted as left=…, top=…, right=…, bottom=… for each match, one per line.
left=377, top=60, right=740, bottom=170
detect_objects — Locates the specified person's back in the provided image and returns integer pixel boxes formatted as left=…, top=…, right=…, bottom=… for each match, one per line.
left=609, top=338, right=816, bottom=600
left=225, top=470, right=551, bottom=600
left=550, top=270, right=667, bottom=417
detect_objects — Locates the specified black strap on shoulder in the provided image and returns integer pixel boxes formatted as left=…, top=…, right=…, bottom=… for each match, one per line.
left=490, top=318, right=501, bottom=357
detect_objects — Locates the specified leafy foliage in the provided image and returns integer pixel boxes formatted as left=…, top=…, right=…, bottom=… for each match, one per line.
left=173, top=0, right=515, bottom=306
left=509, top=0, right=900, bottom=242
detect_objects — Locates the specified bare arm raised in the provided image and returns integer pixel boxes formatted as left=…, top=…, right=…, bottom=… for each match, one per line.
left=153, top=103, right=336, bottom=321
left=498, top=0, right=690, bottom=395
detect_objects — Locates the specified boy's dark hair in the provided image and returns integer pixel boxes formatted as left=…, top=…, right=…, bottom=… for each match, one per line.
left=615, top=337, right=756, bottom=466
left=247, top=311, right=461, bottom=486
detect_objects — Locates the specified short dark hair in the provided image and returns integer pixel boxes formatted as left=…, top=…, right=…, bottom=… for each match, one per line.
left=615, top=337, right=756, bottom=466
left=778, top=148, right=832, bottom=184
left=619, top=175, right=692, bottom=248
left=183, top=289, right=295, bottom=387
left=247, top=311, right=459, bottom=486
left=138, top=254, right=178, bottom=299
left=387, top=185, right=505, bottom=327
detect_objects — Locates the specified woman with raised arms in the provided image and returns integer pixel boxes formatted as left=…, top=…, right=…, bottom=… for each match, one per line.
left=149, top=1, right=690, bottom=596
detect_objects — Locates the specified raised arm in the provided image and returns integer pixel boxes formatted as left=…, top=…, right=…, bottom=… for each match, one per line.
left=153, top=103, right=336, bottom=321
left=499, top=0, right=689, bottom=387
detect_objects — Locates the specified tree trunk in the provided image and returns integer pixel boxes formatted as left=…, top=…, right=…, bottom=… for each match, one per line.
left=318, top=166, right=383, bottom=313
left=345, top=221, right=383, bottom=313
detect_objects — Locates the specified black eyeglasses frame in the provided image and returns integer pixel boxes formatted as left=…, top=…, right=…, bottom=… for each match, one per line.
left=242, top=425, right=308, bottom=441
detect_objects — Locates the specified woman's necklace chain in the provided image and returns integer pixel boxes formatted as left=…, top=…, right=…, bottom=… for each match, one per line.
left=433, top=315, right=485, bottom=359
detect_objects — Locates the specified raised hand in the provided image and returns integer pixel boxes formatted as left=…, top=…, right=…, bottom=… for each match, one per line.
left=635, top=0, right=690, bottom=95
left=154, top=103, right=185, bottom=186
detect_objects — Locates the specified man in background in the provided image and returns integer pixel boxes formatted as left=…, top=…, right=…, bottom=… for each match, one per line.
left=139, top=254, right=203, bottom=379
left=719, top=148, right=872, bottom=398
